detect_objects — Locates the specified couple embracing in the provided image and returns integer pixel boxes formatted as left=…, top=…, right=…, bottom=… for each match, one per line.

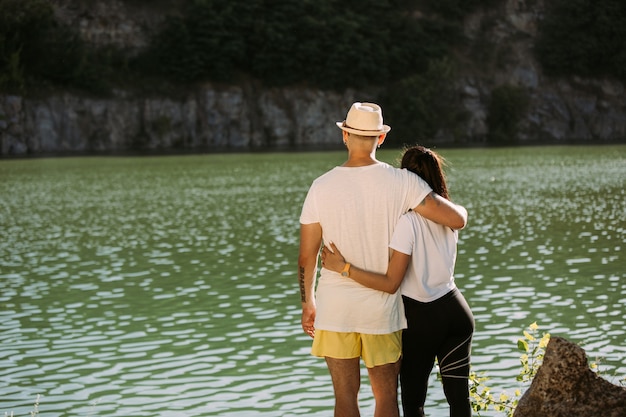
left=298, top=102, right=474, bottom=417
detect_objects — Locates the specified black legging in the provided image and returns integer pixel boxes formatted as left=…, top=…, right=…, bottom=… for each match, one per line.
left=400, top=288, right=475, bottom=417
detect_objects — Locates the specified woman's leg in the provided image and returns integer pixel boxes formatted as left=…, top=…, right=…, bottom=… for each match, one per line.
left=400, top=296, right=439, bottom=417
left=437, top=290, right=474, bottom=417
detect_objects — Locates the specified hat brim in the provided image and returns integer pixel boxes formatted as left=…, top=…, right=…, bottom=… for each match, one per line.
left=336, top=121, right=391, bottom=136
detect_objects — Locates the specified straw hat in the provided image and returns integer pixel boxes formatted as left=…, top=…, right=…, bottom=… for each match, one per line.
left=336, top=102, right=391, bottom=136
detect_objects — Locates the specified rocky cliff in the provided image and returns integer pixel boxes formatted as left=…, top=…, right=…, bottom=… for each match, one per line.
left=460, top=0, right=625, bottom=143
left=1, top=0, right=625, bottom=156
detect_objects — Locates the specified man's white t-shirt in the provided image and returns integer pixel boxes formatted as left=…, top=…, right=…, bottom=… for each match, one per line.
left=390, top=211, right=458, bottom=302
left=299, top=163, right=432, bottom=334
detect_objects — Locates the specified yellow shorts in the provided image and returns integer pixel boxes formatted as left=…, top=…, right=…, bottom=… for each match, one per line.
left=311, top=329, right=402, bottom=368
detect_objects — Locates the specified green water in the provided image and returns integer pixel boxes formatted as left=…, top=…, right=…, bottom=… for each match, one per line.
left=1, top=146, right=624, bottom=416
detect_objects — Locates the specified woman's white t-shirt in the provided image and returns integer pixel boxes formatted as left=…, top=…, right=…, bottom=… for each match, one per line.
left=390, top=211, right=458, bottom=302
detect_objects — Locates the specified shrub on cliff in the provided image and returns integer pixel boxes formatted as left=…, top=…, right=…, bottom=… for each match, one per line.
left=535, top=0, right=626, bottom=81
left=0, top=0, right=115, bottom=94
left=380, top=57, right=468, bottom=145
left=487, top=85, right=529, bottom=144
left=134, top=0, right=462, bottom=90
left=0, top=0, right=54, bottom=92
left=413, top=0, right=505, bottom=20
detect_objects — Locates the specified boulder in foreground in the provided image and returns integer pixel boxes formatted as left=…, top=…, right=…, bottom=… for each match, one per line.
left=514, top=336, right=626, bottom=417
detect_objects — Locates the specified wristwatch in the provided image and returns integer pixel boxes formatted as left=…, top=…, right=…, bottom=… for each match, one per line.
left=341, top=263, right=351, bottom=277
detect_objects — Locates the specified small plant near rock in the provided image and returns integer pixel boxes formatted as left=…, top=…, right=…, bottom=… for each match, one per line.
left=469, top=322, right=550, bottom=416
left=3, top=394, right=39, bottom=417
left=30, top=394, right=39, bottom=417
left=586, top=354, right=626, bottom=387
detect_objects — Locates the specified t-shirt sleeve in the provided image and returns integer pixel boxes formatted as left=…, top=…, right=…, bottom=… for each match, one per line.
left=299, top=184, right=319, bottom=224
left=389, top=214, right=414, bottom=255
left=405, top=169, right=432, bottom=210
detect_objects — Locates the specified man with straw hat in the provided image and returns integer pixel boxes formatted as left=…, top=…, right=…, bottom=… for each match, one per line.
left=298, top=102, right=468, bottom=416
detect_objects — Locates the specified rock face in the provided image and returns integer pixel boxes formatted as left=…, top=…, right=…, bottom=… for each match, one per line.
left=1, top=0, right=626, bottom=155
left=513, top=336, right=626, bottom=417
left=459, top=0, right=626, bottom=144
left=0, top=87, right=367, bottom=155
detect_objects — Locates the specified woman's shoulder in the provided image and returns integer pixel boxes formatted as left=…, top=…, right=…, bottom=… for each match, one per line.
left=409, top=211, right=457, bottom=235
left=394, top=211, right=420, bottom=234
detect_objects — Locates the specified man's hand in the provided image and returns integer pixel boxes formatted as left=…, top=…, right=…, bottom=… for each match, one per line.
left=301, top=305, right=316, bottom=338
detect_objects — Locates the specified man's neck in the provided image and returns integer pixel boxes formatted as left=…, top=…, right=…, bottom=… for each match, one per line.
left=342, top=153, right=379, bottom=167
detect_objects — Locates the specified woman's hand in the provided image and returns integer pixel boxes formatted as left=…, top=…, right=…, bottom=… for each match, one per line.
left=321, top=242, right=347, bottom=273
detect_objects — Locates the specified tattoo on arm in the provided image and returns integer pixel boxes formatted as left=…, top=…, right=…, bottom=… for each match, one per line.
left=420, top=191, right=441, bottom=206
left=299, top=266, right=306, bottom=303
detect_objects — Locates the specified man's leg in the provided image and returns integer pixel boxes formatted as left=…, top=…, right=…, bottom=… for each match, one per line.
left=368, top=360, right=401, bottom=417
left=326, top=357, right=362, bottom=417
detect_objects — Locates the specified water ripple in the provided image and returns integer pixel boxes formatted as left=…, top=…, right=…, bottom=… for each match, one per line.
left=1, top=149, right=624, bottom=416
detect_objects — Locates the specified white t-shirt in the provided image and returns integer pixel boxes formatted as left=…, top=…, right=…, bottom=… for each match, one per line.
left=390, top=211, right=458, bottom=302
left=300, top=163, right=432, bottom=334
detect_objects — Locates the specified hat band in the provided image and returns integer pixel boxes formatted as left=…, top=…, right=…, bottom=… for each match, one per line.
left=343, top=121, right=381, bottom=132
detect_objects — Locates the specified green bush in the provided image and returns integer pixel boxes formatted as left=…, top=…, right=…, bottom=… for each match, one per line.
left=136, top=1, right=250, bottom=84
left=380, top=57, right=467, bottom=145
left=535, top=0, right=626, bottom=81
left=2, top=0, right=467, bottom=95
left=0, top=0, right=116, bottom=94
left=0, top=0, right=54, bottom=92
left=136, top=0, right=461, bottom=90
left=411, top=0, right=506, bottom=20
left=486, top=85, right=529, bottom=144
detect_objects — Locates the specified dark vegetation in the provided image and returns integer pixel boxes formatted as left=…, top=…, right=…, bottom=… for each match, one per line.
left=0, top=0, right=124, bottom=95
left=534, top=0, right=626, bottom=82
left=486, top=85, right=530, bottom=144
left=0, top=0, right=623, bottom=145
left=134, top=0, right=465, bottom=90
